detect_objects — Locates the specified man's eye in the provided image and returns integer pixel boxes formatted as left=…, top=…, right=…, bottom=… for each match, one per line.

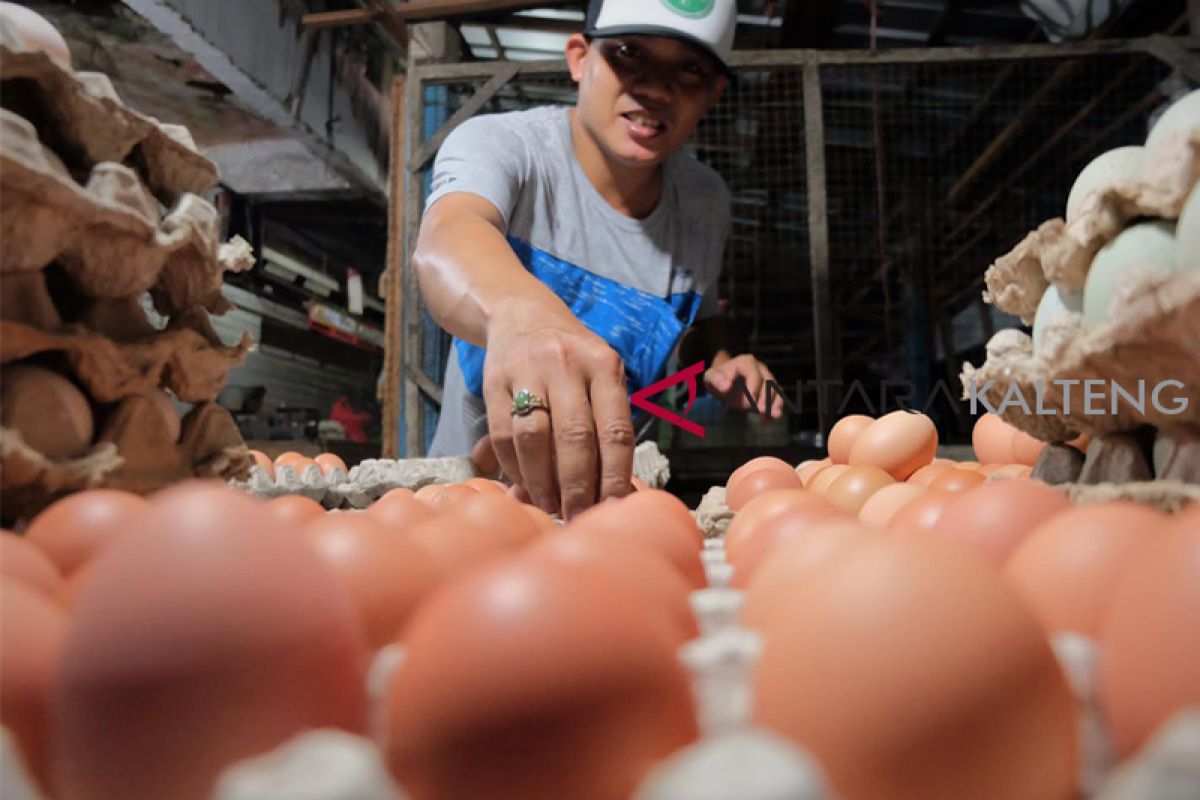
left=616, top=42, right=641, bottom=59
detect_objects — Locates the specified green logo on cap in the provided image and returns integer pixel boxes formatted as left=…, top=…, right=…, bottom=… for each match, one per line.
left=661, top=0, right=715, bottom=20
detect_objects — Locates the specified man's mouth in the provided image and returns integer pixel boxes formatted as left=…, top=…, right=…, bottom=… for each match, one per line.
left=622, top=112, right=667, bottom=137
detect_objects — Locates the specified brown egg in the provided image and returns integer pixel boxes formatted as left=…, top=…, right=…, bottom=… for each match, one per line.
left=383, top=557, right=699, bottom=800
left=0, top=3, right=72, bottom=69
left=731, top=504, right=851, bottom=588
left=906, top=462, right=955, bottom=487
left=629, top=476, right=650, bottom=492
left=369, top=489, right=438, bottom=533
left=1005, top=502, right=1165, bottom=636
left=1173, top=502, right=1200, bottom=528
left=994, top=464, right=1033, bottom=479
left=429, top=483, right=480, bottom=511
left=1099, top=525, right=1200, bottom=757
left=24, top=489, right=148, bottom=576
left=54, top=483, right=369, bottom=800
left=274, top=451, right=317, bottom=475
left=1, top=582, right=68, bottom=793
left=0, top=365, right=94, bottom=459
left=753, top=537, right=1077, bottom=800
left=796, top=458, right=832, bottom=487
left=848, top=411, right=938, bottom=480
left=452, top=492, right=543, bottom=551
left=1, top=531, right=64, bottom=598
left=248, top=450, right=274, bottom=479
left=521, top=503, right=560, bottom=533
left=305, top=513, right=440, bottom=649
left=724, top=489, right=831, bottom=562
left=726, top=467, right=803, bottom=511
left=823, top=465, right=894, bottom=516
left=929, top=468, right=987, bottom=492
left=727, top=456, right=795, bottom=490
left=957, top=460, right=984, bottom=472
left=972, top=413, right=1016, bottom=465
left=926, top=480, right=1073, bottom=567
left=571, top=492, right=705, bottom=588
left=314, top=453, right=348, bottom=476
left=529, top=530, right=698, bottom=644
left=740, top=521, right=876, bottom=628
left=827, top=415, right=874, bottom=464
left=1066, top=432, right=1090, bottom=453
left=464, top=477, right=507, bottom=495
left=1012, top=430, right=1047, bottom=467
left=888, top=489, right=956, bottom=533
left=413, top=484, right=444, bottom=505
left=263, top=495, right=327, bottom=528
left=806, top=464, right=851, bottom=497
left=857, top=483, right=925, bottom=529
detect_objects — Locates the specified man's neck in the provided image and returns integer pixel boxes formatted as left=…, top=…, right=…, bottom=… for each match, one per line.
left=569, top=109, right=664, bottom=220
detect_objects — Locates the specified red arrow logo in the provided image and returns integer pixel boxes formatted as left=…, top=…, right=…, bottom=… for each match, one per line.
left=630, top=361, right=706, bottom=438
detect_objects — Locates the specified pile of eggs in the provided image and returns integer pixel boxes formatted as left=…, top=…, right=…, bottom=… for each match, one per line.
left=247, top=450, right=349, bottom=481
left=2, top=431, right=1197, bottom=799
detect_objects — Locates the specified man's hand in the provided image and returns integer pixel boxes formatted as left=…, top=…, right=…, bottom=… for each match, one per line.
left=704, top=354, right=785, bottom=419
left=482, top=302, right=636, bottom=520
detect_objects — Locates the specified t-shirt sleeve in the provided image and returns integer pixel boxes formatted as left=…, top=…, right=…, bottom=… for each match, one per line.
left=424, top=115, right=530, bottom=226
left=695, top=180, right=732, bottom=321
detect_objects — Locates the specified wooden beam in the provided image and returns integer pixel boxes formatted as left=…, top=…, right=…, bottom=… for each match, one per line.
left=946, top=62, right=1080, bottom=206
left=409, top=61, right=521, bottom=172
left=364, top=0, right=409, bottom=52
left=802, top=61, right=838, bottom=438
left=1192, top=0, right=1200, bottom=34
left=382, top=73, right=407, bottom=459
left=408, top=365, right=445, bottom=405
left=304, top=1, right=575, bottom=29
left=403, top=52, right=425, bottom=458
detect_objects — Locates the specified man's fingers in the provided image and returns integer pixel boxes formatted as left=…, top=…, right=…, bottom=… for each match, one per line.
left=589, top=360, right=636, bottom=503
left=483, top=379, right=523, bottom=487
left=547, top=380, right=598, bottom=521
left=511, top=386, right=558, bottom=514
left=470, top=434, right=500, bottom=477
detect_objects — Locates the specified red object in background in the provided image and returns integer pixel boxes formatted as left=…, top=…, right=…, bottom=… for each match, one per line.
left=330, top=397, right=371, bottom=443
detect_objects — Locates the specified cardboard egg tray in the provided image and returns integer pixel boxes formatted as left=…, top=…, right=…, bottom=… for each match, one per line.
left=0, top=17, right=218, bottom=203
left=0, top=20, right=256, bottom=522
left=231, top=441, right=675, bottom=510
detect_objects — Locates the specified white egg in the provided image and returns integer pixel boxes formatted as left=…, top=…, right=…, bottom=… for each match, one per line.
left=1082, top=221, right=1177, bottom=328
left=0, top=2, right=71, bottom=70
left=1146, top=90, right=1200, bottom=154
left=1177, top=186, right=1199, bottom=274
left=1066, top=147, right=1145, bottom=224
left=1032, top=284, right=1084, bottom=352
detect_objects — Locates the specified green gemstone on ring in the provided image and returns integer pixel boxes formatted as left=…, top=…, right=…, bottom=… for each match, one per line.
left=514, top=390, right=534, bottom=413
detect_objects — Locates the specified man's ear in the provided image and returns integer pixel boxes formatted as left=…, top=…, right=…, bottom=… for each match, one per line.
left=565, top=34, right=589, bottom=83
left=707, top=76, right=728, bottom=112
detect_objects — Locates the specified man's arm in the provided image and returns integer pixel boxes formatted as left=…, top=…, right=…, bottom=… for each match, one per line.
left=413, top=193, right=636, bottom=518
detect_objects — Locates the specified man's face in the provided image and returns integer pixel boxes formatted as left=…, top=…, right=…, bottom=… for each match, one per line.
left=567, top=34, right=726, bottom=168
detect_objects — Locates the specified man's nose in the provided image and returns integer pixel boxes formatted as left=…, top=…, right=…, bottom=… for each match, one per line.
left=629, top=67, right=674, bottom=106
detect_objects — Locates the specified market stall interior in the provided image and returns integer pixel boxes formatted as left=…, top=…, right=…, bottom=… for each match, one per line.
left=1, top=1, right=1198, bottom=800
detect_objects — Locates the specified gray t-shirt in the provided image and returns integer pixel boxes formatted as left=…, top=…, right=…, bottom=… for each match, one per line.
left=424, top=106, right=730, bottom=457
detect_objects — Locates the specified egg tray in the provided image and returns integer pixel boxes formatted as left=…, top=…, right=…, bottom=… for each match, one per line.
left=1, top=291, right=252, bottom=406
left=1, top=400, right=252, bottom=523
left=982, top=129, right=1199, bottom=323
left=960, top=269, right=1200, bottom=441
left=230, top=441, right=674, bottom=510
left=0, top=17, right=219, bottom=204
left=0, top=109, right=253, bottom=315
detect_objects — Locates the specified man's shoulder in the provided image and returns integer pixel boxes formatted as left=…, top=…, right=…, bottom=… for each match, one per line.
left=448, top=106, right=567, bottom=148
left=671, top=152, right=731, bottom=213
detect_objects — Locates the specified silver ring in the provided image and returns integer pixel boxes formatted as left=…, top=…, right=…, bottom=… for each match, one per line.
left=512, top=389, right=549, bottom=417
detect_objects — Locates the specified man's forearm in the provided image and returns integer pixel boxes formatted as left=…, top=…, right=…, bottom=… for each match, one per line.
left=413, top=196, right=574, bottom=348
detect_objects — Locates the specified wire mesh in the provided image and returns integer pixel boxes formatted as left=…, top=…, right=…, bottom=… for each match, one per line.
left=405, top=42, right=1180, bottom=452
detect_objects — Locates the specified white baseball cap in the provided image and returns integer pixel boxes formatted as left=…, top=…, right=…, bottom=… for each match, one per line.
left=584, top=0, right=738, bottom=78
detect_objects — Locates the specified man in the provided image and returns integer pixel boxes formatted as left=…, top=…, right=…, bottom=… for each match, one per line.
left=415, top=0, right=783, bottom=519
